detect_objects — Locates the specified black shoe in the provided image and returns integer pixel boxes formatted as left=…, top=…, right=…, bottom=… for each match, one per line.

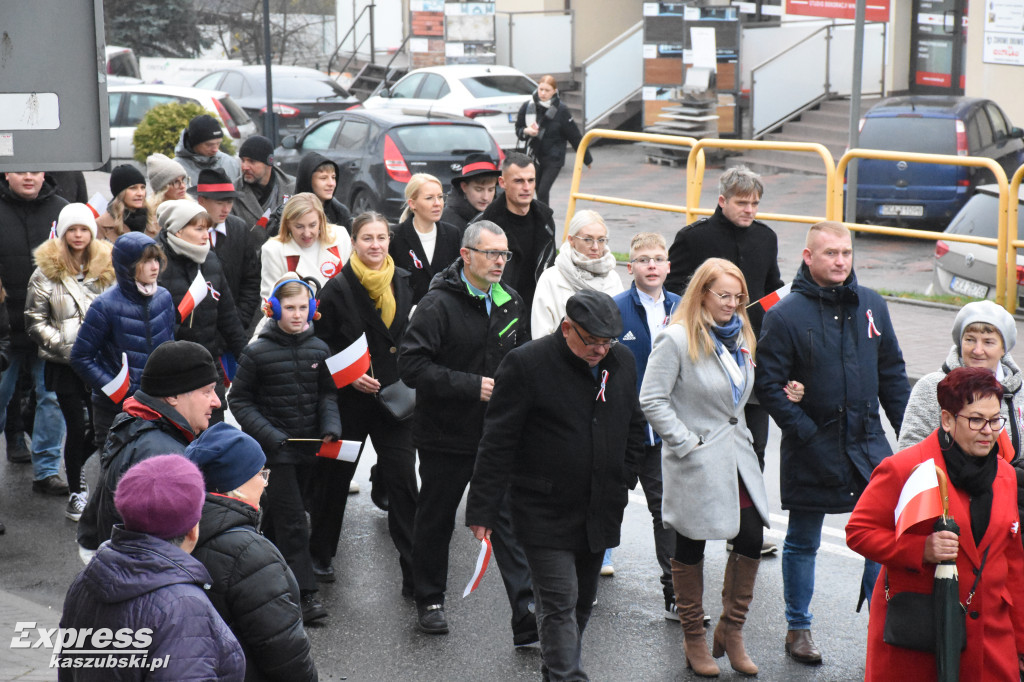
left=369, top=465, right=389, bottom=512
left=512, top=611, right=539, bottom=647
left=0, top=519, right=5, bottom=535
left=33, top=475, right=69, bottom=496
left=301, top=593, right=328, bottom=624
left=6, top=433, right=30, bottom=463
left=312, top=560, right=335, bottom=583
left=417, top=604, right=449, bottom=634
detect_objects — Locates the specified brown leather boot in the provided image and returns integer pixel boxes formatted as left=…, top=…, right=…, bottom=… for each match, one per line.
left=671, top=558, right=720, bottom=677
left=785, top=629, right=822, bottom=664
left=711, top=553, right=760, bottom=676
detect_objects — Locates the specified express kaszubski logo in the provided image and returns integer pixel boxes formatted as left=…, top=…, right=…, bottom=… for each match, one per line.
left=11, top=621, right=170, bottom=671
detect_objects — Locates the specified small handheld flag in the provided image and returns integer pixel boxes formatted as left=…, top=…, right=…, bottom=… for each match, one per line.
left=101, top=352, right=131, bottom=404
left=177, top=270, right=208, bottom=321
left=748, top=282, right=792, bottom=314
left=325, top=334, right=370, bottom=389
left=315, top=440, right=362, bottom=462
left=255, top=207, right=273, bottom=229
left=463, top=536, right=493, bottom=597
left=894, top=459, right=944, bottom=538
left=86, top=192, right=109, bottom=218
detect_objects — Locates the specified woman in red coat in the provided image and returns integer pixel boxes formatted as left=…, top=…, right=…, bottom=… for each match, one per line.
left=847, top=366, right=1024, bottom=681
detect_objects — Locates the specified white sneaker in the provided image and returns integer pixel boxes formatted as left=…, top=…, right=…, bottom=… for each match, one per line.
left=349, top=480, right=360, bottom=494
left=65, top=492, right=87, bottom=522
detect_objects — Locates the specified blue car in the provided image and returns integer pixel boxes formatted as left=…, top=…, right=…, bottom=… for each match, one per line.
left=854, top=96, right=1024, bottom=230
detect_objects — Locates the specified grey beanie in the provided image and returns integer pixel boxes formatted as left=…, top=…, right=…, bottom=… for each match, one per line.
left=952, top=300, right=1016, bottom=353
left=157, top=199, right=206, bottom=234
left=147, top=153, right=187, bottom=192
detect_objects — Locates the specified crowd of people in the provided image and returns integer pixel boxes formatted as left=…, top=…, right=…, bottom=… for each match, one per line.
left=3, top=98, right=1024, bottom=681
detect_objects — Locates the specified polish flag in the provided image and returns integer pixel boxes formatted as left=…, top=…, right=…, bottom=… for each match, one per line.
left=316, top=440, right=362, bottom=461
left=748, top=282, right=792, bottom=313
left=101, top=352, right=131, bottom=404
left=255, top=207, right=273, bottom=229
left=894, top=459, right=944, bottom=538
left=325, top=333, right=370, bottom=389
left=463, top=536, right=493, bottom=597
left=86, top=192, right=109, bottom=218
left=177, top=271, right=208, bottom=321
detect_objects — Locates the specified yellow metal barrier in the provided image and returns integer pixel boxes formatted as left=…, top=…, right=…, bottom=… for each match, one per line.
left=833, top=150, right=1010, bottom=309
left=1008, top=164, right=1024, bottom=313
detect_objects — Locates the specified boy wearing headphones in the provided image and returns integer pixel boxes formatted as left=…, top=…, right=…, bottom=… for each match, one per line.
left=227, top=273, right=341, bottom=625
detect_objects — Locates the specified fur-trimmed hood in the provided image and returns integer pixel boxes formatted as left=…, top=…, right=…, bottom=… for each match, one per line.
left=33, top=237, right=115, bottom=287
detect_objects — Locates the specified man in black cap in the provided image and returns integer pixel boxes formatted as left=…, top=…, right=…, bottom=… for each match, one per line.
left=231, top=135, right=295, bottom=229
left=466, top=290, right=645, bottom=682
left=441, top=152, right=501, bottom=232
left=77, top=339, right=222, bottom=559
left=190, top=168, right=263, bottom=332
left=174, top=113, right=242, bottom=185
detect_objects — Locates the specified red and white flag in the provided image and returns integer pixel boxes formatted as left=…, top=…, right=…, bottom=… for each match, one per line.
left=325, top=333, right=370, bottom=389
left=463, top=536, right=493, bottom=597
left=316, top=440, right=362, bottom=462
left=86, top=192, right=109, bottom=219
left=255, top=207, right=273, bottom=229
left=748, top=282, right=792, bottom=314
left=101, top=352, right=130, bottom=404
left=894, top=459, right=944, bottom=538
left=177, top=271, right=208, bottom=320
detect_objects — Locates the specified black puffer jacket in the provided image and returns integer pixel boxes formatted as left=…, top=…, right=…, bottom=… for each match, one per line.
left=263, top=152, right=353, bottom=241
left=390, top=215, right=462, bottom=305
left=228, top=321, right=341, bottom=464
left=212, top=214, right=263, bottom=330
left=156, top=230, right=248, bottom=358
left=192, top=493, right=317, bottom=682
left=399, top=258, right=524, bottom=454
left=0, top=174, right=68, bottom=348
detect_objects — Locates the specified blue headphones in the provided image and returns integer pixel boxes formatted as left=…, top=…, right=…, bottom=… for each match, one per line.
left=265, top=278, right=319, bottom=321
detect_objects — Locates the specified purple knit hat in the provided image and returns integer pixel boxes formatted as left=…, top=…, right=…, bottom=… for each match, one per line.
left=114, top=454, right=205, bottom=540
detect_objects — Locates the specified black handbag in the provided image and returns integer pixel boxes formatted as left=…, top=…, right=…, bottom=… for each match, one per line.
left=376, top=379, right=415, bottom=422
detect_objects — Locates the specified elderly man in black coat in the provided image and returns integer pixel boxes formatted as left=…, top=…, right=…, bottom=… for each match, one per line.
left=467, top=290, right=645, bottom=682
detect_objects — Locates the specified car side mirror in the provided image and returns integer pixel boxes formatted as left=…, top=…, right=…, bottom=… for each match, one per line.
left=281, top=135, right=297, bottom=150
left=378, top=87, right=390, bottom=99
left=1011, top=127, right=1024, bottom=139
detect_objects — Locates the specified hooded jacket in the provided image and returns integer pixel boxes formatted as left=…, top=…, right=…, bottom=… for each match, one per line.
left=192, top=493, right=317, bottom=682
left=25, top=238, right=115, bottom=364
left=70, top=232, right=176, bottom=400
left=514, top=93, right=592, bottom=168
left=232, top=166, right=295, bottom=230
left=174, top=129, right=242, bottom=185
left=262, top=153, right=353, bottom=241
left=59, top=526, right=245, bottom=682
left=755, top=263, right=910, bottom=513
left=0, top=174, right=68, bottom=348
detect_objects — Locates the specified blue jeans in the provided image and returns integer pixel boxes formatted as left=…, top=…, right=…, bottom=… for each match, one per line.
left=783, top=510, right=879, bottom=630
left=0, top=349, right=66, bottom=480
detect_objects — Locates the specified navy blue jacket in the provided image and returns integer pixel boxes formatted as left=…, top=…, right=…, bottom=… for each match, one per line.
left=754, top=263, right=910, bottom=513
left=70, top=232, right=175, bottom=401
left=59, top=527, right=244, bottom=681
left=613, top=283, right=680, bottom=445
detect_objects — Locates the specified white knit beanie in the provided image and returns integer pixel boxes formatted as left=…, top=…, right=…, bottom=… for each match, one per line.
left=952, top=300, right=1017, bottom=353
left=147, top=153, right=187, bottom=193
left=55, top=203, right=98, bottom=239
left=157, top=199, right=206, bottom=234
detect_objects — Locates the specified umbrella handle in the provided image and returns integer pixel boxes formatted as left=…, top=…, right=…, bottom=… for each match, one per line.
left=935, top=466, right=951, bottom=522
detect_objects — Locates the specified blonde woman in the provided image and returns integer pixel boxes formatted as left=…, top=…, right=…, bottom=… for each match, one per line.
left=390, top=173, right=460, bottom=304
left=531, top=209, right=622, bottom=337
left=259, top=192, right=352, bottom=301
left=145, top=154, right=189, bottom=236
left=96, top=165, right=157, bottom=241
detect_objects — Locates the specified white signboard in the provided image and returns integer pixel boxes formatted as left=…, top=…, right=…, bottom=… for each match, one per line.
left=983, top=0, right=1024, bottom=65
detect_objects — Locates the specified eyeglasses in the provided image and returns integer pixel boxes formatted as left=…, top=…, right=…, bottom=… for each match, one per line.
left=955, top=414, right=1007, bottom=431
left=259, top=468, right=271, bottom=484
left=571, top=236, right=609, bottom=246
left=630, top=256, right=668, bottom=265
left=571, top=324, right=618, bottom=349
left=169, top=178, right=188, bottom=189
left=466, top=246, right=513, bottom=261
left=706, top=289, right=748, bottom=305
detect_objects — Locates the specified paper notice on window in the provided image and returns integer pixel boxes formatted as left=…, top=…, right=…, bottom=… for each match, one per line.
left=690, top=27, right=717, bottom=70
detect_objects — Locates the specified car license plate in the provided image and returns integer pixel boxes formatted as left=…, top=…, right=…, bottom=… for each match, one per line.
left=950, top=276, right=989, bottom=299
left=508, top=113, right=517, bottom=123
left=879, top=204, right=924, bottom=217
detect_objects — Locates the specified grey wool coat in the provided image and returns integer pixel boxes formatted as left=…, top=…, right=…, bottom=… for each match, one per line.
left=639, top=324, right=769, bottom=539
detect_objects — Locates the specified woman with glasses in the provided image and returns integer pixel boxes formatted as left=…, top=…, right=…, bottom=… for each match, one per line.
left=639, top=258, right=773, bottom=677
left=311, top=212, right=419, bottom=595
left=531, top=209, right=622, bottom=337
left=145, top=153, right=190, bottom=237
left=847, top=366, right=1024, bottom=681
left=390, top=173, right=461, bottom=305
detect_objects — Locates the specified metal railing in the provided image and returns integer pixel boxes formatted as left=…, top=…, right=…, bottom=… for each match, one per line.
left=326, top=3, right=375, bottom=75
left=580, top=22, right=643, bottom=131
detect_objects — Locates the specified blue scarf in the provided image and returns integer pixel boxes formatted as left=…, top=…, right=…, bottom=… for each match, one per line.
left=710, top=314, right=746, bottom=405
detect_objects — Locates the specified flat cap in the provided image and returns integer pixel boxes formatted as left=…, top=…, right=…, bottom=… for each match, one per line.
left=565, top=290, right=622, bottom=338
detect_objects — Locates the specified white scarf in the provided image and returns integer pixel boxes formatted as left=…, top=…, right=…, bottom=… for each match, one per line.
left=166, top=232, right=211, bottom=264
left=554, top=241, right=617, bottom=293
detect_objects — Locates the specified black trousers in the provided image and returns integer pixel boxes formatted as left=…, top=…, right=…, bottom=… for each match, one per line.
left=262, top=460, right=317, bottom=593
left=636, top=442, right=675, bottom=598
left=51, top=384, right=93, bottom=495
left=744, top=402, right=770, bottom=472
left=413, top=448, right=534, bottom=629
left=675, top=505, right=765, bottom=564
left=535, top=160, right=563, bottom=207
left=90, top=393, right=120, bottom=450
left=307, top=404, right=418, bottom=593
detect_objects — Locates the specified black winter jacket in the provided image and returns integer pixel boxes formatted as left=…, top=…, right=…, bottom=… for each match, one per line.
left=755, top=263, right=910, bottom=513
left=212, top=214, right=263, bottom=331
left=316, top=263, right=413, bottom=441
left=389, top=215, right=462, bottom=305
left=228, top=321, right=341, bottom=465
left=514, top=93, right=592, bottom=168
left=665, top=205, right=785, bottom=335
left=156, top=230, right=248, bottom=358
left=0, top=174, right=68, bottom=347
left=263, top=152, right=353, bottom=242
left=466, top=330, right=645, bottom=553
left=440, top=191, right=480, bottom=232
left=192, top=494, right=317, bottom=682
left=77, top=391, right=199, bottom=550
left=476, top=192, right=556, bottom=312
left=399, top=259, right=524, bottom=454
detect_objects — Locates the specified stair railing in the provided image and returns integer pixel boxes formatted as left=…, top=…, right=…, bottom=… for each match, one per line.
left=327, top=3, right=375, bottom=75
left=581, top=21, right=643, bottom=130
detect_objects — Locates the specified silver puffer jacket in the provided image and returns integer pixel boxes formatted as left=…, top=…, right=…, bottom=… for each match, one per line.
left=24, top=238, right=115, bottom=364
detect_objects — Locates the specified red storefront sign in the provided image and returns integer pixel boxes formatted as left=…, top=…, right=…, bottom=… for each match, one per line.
left=785, top=0, right=891, bottom=22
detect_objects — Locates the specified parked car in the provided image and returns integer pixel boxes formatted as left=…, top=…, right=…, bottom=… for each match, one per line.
left=361, top=65, right=537, bottom=150
left=105, top=45, right=142, bottom=85
left=107, top=84, right=257, bottom=167
left=854, top=96, right=1024, bottom=230
left=194, top=65, right=359, bottom=143
left=274, top=109, right=503, bottom=221
left=930, top=184, right=1024, bottom=305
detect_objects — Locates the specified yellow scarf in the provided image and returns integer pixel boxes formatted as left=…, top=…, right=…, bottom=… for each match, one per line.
left=348, top=253, right=396, bottom=327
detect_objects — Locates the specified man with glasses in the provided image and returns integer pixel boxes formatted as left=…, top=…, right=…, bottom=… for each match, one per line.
left=399, top=221, right=536, bottom=646
left=755, top=220, right=909, bottom=665
left=467, top=290, right=645, bottom=682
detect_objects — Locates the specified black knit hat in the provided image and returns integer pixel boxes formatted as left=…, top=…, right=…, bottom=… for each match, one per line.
left=110, top=164, right=147, bottom=199
left=186, top=114, right=224, bottom=146
left=141, top=341, right=220, bottom=398
left=238, top=135, right=275, bottom=165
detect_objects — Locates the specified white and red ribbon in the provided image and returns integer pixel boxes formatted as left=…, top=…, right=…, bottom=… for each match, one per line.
left=206, top=281, right=221, bottom=301
left=463, top=536, right=493, bottom=597
left=48, top=221, right=57, bottom=240
left=866, top=310, right=881, bottom=338
left=741, top=348, right=755, bottom=368
left=596, top=369, right=609, bottom=402
left=409, top=250, right=423, bottom=270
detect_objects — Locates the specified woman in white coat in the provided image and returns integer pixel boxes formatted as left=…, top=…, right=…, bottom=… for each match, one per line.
left=640, top=257, right=769, bottom=678
left=530, top=209, right=622, bottom=337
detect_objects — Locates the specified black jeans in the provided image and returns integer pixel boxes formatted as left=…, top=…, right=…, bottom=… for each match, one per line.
left=524, top=544, right=602, bottom=682
left=636, top=442, right=675, bottom=598
left=262, top=461, right=317, bottom=593
left=744, top=402, right=770, bottom=472
left=675, top=505, right=765, bottom=564
left=413, top=448, right=534, bottom=629
left=54, top=389, right=93, bottom=495
left=91, top=393, right=120, bottom=450
left=535, top=161, right=563, bottom=207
